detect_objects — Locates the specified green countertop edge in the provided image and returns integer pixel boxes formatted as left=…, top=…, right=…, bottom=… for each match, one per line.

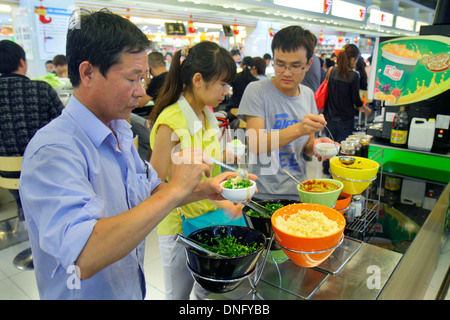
left=369, top=145, right=450, bottom=183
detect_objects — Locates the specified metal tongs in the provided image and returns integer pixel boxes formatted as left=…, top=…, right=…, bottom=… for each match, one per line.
left=175, top=234, right=228, bottom=258
left=242, top=200, right=273, bottom=218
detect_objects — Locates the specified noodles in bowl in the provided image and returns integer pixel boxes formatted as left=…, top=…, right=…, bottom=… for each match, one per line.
left=274, top=209, right=340, bottom=238
left=271, top=203, right=346, bottom=268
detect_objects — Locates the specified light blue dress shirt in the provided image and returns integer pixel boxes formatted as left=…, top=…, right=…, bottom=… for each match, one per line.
left=19, top=96, right=162, bottom=299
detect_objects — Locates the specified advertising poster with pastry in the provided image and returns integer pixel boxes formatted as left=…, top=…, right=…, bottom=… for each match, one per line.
left=374, top=35, right=450, bottom=105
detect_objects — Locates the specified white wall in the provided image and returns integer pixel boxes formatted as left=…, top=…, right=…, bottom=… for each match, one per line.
left=244, top=20, right=283, bottom=58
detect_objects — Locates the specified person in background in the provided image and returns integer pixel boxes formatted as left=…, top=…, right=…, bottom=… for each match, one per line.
left=130, top=51, right=171, bottom=160
left=165, top=51, right=173, bottom=70
left=263, top=53, right=275, bottom=78
left=148, top=41, right=250, bottom=300
left=18, top=10, right=235, bottom=300
left=301, top=35, right=322, bottom=93
left=252, top=56, right=267, bottom=80
left=330, top=52, right=337, bottom=64
left=356, top=56, right=369, bottom=103
left=230, top=48, right=242, bottom=68
left=137, top=51, right=168, bottom=110
left=0, top=40, right=64, bottom=221
left=325, top=55, right=335, bottom=70
left=45, top=60, right=55, bottom=73
left=263, top=53, right=271, bottom=67
left=238, top=25, right=334, bottom=200
left=52, top=54, right=68, bottom=78
left=230, top=56, right=258, bottom=109
left=132, top=51, right=169, bottom=161
left=319, top=52, right=327, bottom=70
left=321, top=44, right=372, bottom=175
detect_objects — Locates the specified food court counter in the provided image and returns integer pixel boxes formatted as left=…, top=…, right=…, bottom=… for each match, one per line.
left=369, top=139, right=450, bottom=184
left=208, top=238, right=401, bottom=300
left=208, top=182, right=450, bottom=300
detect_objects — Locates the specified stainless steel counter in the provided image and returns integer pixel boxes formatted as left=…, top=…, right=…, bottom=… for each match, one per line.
left=208, top=237, right=403, bottom=300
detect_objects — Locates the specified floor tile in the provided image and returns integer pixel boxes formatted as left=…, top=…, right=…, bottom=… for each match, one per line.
left=0, top=277, right=30, bottom=300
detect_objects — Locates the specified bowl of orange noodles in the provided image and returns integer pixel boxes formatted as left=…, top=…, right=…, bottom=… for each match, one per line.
left=297, top=179, right=343, bottom=208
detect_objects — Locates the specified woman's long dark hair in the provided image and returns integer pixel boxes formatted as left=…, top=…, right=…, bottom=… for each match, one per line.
left=240, top=56, right=255, bottom=83
left=336, top=44, right=360, bottom=80
left=149, top=41, right=236, bottom=125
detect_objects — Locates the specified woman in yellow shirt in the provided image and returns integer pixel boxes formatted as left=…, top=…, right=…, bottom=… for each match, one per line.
left=149, top=41, right=244, bottom=299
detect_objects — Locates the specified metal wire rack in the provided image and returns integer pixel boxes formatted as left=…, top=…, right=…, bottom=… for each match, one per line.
left=342, top=148, right=384, bottom=241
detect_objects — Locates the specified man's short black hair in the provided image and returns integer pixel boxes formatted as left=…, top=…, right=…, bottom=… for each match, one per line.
left=230, top=49, right=241, bottom=57
left=271, top=25, right=316, bottom=61
left=66, top=9, right=150, bottom=87
left=0, top=40, right=26, bottom=74
left=52, top=54, right=67, bottom=67
left=148, top=51, right=165, bottom=69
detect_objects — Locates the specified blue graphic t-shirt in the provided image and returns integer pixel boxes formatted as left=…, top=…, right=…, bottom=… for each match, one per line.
left=238, top=79, right=318, bottom=200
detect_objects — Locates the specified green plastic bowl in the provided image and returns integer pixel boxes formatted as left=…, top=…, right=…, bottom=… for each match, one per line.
left=297, top=179, right=344, bottom=208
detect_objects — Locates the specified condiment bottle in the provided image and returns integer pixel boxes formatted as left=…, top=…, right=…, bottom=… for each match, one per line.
left=390, top=106, right=409, bottom=147
left=360, top=135, right=370, bottom=158
left=384, top=175, right=402, bottom=205
left=340, top=140, right=355, bottom=156
left=347, top=136, right=361, bottom=156
left=352, top=195, right=363, bottom=218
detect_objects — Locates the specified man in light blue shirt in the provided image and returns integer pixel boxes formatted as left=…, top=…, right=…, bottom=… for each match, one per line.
left=19, top=9, right=239, bottom=300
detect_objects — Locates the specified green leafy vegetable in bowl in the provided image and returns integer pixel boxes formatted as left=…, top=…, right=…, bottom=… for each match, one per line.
left=223, top=178, right=252, bottom=189
left=246, top=203, right=284, bottom=218
left=196, top=234, right=262, bottom=257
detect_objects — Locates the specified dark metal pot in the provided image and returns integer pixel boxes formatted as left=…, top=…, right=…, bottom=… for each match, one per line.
left=187, top=263, right=255, bottom=293
left=243, top=199, right=300, bottom=250
left=185, top=226, right=266, bottom=281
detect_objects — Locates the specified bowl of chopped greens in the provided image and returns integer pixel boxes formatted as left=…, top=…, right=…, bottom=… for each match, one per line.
left=243, top=200, right=300, bottom=250
left=185, top=226, right=266, bottom=292
left=220, top=178, right=256, bottom=202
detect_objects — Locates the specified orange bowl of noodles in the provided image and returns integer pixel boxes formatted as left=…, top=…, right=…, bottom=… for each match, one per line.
left=271, top=203, right=346, bottom=268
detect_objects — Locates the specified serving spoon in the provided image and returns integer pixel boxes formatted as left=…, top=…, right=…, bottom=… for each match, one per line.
left=210, top=158, right=247, bottom=182
left=322, top=125, right=356, bottom=165
left=280, top=168, right=308, bottom=191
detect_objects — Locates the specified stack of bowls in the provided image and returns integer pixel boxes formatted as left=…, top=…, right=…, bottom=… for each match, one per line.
left=185, top=226, right=266, bottom=293
left=334, top=192, right=352, bottom=214
left=271, top=203, right=346, bottom=268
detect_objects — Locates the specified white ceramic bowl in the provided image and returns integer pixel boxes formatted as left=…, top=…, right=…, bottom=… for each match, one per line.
left=315, top=142, right=340, bottom=158
left=220, top=180, right=256, bottom=202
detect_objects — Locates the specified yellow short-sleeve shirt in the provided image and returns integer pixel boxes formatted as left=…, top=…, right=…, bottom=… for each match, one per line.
left=150, top=95, right=222, bottom=235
